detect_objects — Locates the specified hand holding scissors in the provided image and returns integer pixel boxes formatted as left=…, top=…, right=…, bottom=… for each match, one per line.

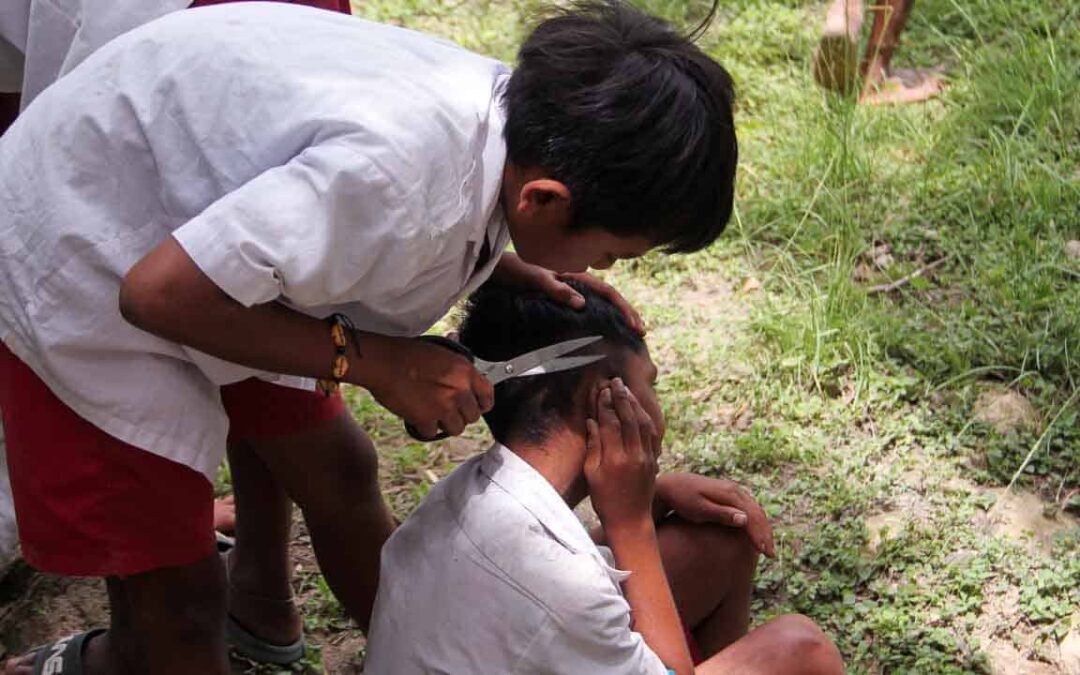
left=406, top=335, right=604, bottom=441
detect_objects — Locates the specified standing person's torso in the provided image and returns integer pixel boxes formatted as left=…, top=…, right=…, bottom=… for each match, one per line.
left=0, top=3, right=511, bottom=476
left=0, top=0, right=194, bottom=108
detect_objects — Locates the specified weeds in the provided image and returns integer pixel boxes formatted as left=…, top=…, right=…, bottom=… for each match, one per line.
left=282, top=0, right=1080, bottom=671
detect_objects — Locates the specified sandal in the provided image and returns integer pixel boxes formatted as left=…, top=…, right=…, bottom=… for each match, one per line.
left=27, top=629, right=105, bottom=674
left=219, top=544, right=306, bottom=665
left=226, top=614, right=305, bottom=665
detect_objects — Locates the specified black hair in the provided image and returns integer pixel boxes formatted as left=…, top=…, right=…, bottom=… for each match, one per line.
left=458, top=279, right=645, bottom=446
left=503, top=0, right=737, bottom=254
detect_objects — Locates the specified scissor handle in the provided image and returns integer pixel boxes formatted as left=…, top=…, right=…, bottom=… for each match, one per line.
left=404, top=335, right=477, bottom=442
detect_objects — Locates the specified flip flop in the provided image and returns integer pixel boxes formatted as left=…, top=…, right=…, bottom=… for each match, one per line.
left=28, top=629, right=105, bottom=674
left=218, top=543, right=306, bottom=666
left=215, top=531, right=235, bottom=553
left=226, top=615, right=306, bottom=666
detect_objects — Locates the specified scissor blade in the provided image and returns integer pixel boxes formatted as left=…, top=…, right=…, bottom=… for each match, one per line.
left=518, top=354, right=606, bottom=378
left=487, top=335, right=603, bottom=384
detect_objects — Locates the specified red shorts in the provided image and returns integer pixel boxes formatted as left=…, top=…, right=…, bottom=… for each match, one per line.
left=0, top=0, right=351, bottom=580
left=0, top=342, right=345, bottom=577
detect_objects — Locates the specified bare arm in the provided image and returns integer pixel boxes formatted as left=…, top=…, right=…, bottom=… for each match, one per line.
left=119, top=236, right=492, bottom=437
left=586, top=379, right=694, bottom=674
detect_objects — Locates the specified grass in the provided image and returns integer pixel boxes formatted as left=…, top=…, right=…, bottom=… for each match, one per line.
left=332, top=0, right=1080, bottom=672
left=3, top=0, right=1067, bottom=672
left=314, top=0, right=1080, bottom=672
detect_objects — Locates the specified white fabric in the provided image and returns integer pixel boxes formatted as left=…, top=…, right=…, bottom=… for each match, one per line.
left=0, top=3, right=511, bottom=477
left=0, top=35, right=23, bottom=93
left=0, top=1, right=30, bottom=54
left=366, top=443, right=670, bottom=675
left=0, top=0, right=191, bottom=108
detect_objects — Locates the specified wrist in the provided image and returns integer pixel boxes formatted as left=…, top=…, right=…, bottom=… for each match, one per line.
left=602, top=513, right=657, bottom=544
left=346, top=331, right=389, bottom=389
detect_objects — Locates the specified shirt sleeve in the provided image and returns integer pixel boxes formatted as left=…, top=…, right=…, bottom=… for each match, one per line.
left=172, top=136, right=453, bottom=311
left=512, top=560, right=671, bottom=675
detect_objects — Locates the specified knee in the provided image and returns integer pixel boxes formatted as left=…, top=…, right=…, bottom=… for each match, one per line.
left=292, top=420, right=381, bottom=513
left=768, top=614, right=845, bottom=674
left=682, top=520, right=760, bottom=577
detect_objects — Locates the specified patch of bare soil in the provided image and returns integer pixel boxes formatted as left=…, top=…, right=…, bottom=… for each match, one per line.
left=0, top=532, right=368, bottom=674
left=0, top=566, right=108, bottom=662
left=981, top=488, right=1080, bottom=555
left=1058, top=614, right=1080, bottom=675
left=974, top=388, right=1039, bottom=434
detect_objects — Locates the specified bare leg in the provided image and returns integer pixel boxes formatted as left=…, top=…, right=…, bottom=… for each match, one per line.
left=655, top=518, right=843, bottom=673
left=5, top=553, right=230, bottom=675
left=657, top=517, right=758, bottom=655
left=861, top=0, right=913, bottom=84
left=696, top=614, right=845, bottom=675
left=226, top=440, right=303, bottom=646
left=813, top=0, right=866, bottom=93
left=241, top=411, right=396, bottom=633
left=860, top=0, right=942, bottom=104
left=123, top=553, right=231, bottom=674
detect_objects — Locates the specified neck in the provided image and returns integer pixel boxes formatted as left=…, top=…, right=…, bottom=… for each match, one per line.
left=507, top=428, right=588, bottom=507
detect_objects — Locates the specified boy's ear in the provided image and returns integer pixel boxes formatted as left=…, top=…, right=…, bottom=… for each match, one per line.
left=517, top=179, right=571, bottom=216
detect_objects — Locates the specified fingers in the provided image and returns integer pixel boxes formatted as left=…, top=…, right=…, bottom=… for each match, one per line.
left=596, top=386, right=622, bottom=452
left=455, top=388, right=482, bottom=426
left=705, top=481, right=776, bottom=558
left=627, top=390, right=660, bottom=460
left=693, top=502, right=749, bottom=527
left=548, top=279, right=587, bottom=309
left=609, top=378, right=643, bottom=456
left=607, top=292, right=645, bottom=335
left=472, top=369, right=495, bottom=413
left=746, top=501, right=776, bottom=558
left=584, top=418, right=602, bottom=475
left=412, top=418, right=440, bottom=440
left=439, top=410, right=466, bottom=437
left=561, top=273, right=646, bottom=335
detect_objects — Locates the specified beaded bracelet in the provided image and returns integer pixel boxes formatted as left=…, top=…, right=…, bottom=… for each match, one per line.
left=316, top=313, right=356, bottom=397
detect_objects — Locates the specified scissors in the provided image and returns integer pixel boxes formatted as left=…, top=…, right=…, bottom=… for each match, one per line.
left=405, top=334, right=605, bottom=442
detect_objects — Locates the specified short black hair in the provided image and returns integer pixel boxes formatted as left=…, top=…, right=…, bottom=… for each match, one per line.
left=504, top=0, right=737, bottom=254
left=458, top=279, right=645, bottom=446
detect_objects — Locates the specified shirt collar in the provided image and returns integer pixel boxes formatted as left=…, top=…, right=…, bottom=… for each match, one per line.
left=479, top=443, right=598, bottom=556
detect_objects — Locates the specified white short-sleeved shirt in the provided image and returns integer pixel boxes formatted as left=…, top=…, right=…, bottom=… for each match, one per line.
left=366, top=443, right=670, bottom=675
left=0, top=0, right=190, bottom=104
left=0, top=3, right=511, bottom=477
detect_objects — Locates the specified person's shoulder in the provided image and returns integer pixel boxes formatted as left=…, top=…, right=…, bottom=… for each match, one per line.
left=455, top=489, right=622, bottom=621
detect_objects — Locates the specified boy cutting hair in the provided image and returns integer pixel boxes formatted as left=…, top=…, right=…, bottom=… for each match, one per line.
left=1, top=1, right=734, bottom=672
left=367, top=281, right=845, bottom=674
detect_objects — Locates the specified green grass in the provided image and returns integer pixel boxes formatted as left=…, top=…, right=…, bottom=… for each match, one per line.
left=329, top=1, right=1080, bottom=672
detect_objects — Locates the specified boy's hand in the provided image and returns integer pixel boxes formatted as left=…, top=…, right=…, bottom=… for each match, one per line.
left=359, top=335, right=494, bottom=439
left=492, top=254, right=645, bottom=335
left=655, top=473, right=776, bottom=558
left=584, top=378, right=660, bottom=531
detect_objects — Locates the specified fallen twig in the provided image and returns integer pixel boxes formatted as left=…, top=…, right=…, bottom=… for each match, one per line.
left=866, top=256, right=950, bottom=294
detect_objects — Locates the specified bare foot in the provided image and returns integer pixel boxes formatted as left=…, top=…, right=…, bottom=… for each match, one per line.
left=861, top=67, right=944, bottom=104
left=213, top=495, right=236, bottom=535
left=813, top=0, right=865, bottom=93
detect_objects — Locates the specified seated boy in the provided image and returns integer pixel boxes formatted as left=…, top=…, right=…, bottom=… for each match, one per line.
left=366, top=281, right=845, bottom=674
